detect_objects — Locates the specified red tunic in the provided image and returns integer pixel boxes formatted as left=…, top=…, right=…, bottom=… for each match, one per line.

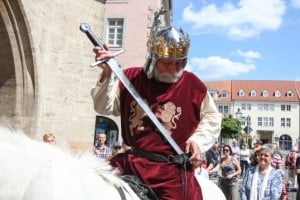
left=111, top=67, right=207, bottom=200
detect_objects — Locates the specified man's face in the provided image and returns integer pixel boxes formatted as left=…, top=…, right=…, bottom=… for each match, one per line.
left=98, top=133, right=106, bottom=145
left=154, top=58, right=186, bottom=83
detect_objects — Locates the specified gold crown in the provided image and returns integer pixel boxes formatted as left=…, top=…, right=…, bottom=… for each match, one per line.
left=148, top=27, right=190, bottom=59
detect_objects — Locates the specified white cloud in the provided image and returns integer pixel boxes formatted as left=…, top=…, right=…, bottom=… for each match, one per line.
left=186, top=56, right=256, bottom=80
left=235, top=49, right=262, bottom=63
left=291, top=0, right=300, bottom=8
left=182, top=0, right=286, bottom=39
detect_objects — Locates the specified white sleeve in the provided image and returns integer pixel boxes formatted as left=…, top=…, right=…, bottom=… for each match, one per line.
left=90, top=72, right=121, bottom=116
left=188, top=91, right=222, bottom=153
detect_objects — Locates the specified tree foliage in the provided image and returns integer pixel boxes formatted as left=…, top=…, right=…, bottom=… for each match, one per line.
left=221, top=114, right=241, bottom=139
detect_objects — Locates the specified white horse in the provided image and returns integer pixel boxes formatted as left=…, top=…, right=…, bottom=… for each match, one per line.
left=0, top=126, right=225, bottom=200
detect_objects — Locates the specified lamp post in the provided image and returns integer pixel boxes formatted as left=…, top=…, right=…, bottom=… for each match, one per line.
left=246, top=115, right=251, bottom=144
left=235, top=108, right=243, bottom=148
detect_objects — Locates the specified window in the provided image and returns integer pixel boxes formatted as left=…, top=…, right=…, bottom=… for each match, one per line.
left=258, top=104, right=274, bottom=111
left=263, top=117, right=268, bottom=126
left=286, top=118, right=291, bottom=127
left=281, top=118, right=285, bottom=127
left=220, top=91, right=228, bottom=98
left=241, top=103, right=251, bottom=111
left=258, top=117, right=262, bottom=126
left=218, top=105, right=229, bottom=114
left=250, top=90, right=256, bottom=97
left=281, top=104, right=291, bottom=111
left=286, top=90, right=293, bottom=97
left=258, top=117, right=274, bottom=127
left=209, top=90, right=217, bottom=99
left=262, top=90, right=269, bottom=97
left=107, top=18, right=124, bottom=48
left=269, top=118, right=274, bottom=126
left=238, top=90, right=245, bottom=96
left=274, top=90, right=281, bottom=97
left=281, top=117, right=291, bottom=127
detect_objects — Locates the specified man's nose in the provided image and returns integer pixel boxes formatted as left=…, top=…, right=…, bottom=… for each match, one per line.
left=167, top=63, right=178, bottom=72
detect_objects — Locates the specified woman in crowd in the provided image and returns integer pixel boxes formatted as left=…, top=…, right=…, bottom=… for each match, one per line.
left=210, top=144, right=241, bottom=200
left=239, top=147, right=282, bottom=200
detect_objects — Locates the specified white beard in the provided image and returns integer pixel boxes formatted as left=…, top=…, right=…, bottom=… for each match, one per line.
left=153, top=67, right=184, bottom=83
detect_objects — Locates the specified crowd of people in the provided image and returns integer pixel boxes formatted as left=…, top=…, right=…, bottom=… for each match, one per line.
left=199, top=139, right=300, bottom=200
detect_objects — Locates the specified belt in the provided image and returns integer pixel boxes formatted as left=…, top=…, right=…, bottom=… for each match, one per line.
left=130, top=148, right=191, bottom=166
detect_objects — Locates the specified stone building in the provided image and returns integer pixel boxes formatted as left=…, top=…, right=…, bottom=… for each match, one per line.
left=0, top=0, right=163, bottom=150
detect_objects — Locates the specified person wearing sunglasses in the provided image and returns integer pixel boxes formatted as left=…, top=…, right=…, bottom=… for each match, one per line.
left=210, top=144, right=241, bottom=200
left=239, top=147, right=282, bottom=200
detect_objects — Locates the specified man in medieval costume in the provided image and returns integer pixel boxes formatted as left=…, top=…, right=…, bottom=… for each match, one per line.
left=91, top=25, right=222, bottom=200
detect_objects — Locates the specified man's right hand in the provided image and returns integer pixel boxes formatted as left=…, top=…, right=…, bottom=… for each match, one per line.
left=93, top=44, right=112, bottom=82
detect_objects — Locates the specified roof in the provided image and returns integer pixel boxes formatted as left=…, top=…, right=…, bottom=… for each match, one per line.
left=205, top=80, right=300, bottom=102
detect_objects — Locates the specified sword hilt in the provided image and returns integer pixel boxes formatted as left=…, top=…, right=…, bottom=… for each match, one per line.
left=80, top=23, right=104, bottom=49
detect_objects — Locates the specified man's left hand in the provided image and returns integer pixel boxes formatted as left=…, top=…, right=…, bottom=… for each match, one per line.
left=185, top=140, right=202, bottom=168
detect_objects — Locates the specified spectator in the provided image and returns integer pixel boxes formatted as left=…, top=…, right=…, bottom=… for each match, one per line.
left=112, top=142, right=123, bottom=155
left=211, top=145, right=241, bottom=200
left=296, top=154, right=300, bottom=199
left=231, top=139, right=240, bottom=161
left=93, top=132, right=112, bottom=160
left=240, top=143, right=250, bottom=177
left=205, top=142, right=220, bottom=172
left=285, top=148, right=298, bottom=188
left=43, top=133, right=56, bottom=144
left=250, top=140, right=263, bottom=165
left=239, top=147, right=282, bottom=200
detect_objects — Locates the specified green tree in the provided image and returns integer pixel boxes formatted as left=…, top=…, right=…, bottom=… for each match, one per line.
left=221, top=114, right=241, bottom=139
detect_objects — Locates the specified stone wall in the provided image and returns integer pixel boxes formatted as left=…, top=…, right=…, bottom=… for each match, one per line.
left=0, top=0, right=106, bottom=149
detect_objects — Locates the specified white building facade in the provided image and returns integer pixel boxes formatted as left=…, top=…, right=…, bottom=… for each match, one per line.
left=206, top=80, right=300, bottom=150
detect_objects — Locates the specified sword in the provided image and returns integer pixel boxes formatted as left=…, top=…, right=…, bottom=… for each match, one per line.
left=79, top=22, right=184, bottom=155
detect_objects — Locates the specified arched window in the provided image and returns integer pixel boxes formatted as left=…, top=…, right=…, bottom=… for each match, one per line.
left=221, top=90, right=228, bottom=98
left=262, top=90, right=269, bottom=97
left=238, top=89, right=245, bottom=96
left=94, top=116, right=119, bottom=147
left=250, top=90, right=256, bottom=97
left=279, top=134, right=292, bottom=150
left=274, top=90, right=281, bottom=97
left=286, top=90, right=293, bottom=97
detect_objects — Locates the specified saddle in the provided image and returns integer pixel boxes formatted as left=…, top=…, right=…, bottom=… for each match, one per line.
left=121, top=175, right=159, bottom=200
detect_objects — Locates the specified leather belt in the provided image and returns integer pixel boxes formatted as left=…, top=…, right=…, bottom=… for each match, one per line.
left=131, top=148, right=191, bottom=166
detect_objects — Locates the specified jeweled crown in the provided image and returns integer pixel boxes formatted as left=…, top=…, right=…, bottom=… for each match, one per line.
left=148, top=26, right=190, bottom=59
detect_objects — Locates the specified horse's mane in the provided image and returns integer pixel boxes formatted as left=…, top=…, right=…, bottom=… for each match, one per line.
left=0, top=126, right=139, bottom=200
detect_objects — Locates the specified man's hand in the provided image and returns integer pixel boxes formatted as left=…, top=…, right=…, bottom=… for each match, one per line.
left=185, top=140, right=201, bottom=168
left=93, top=44, right=112, bottom=82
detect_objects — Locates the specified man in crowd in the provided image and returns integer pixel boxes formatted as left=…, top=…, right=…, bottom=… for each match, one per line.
left=93, top=132, right=112, bottom=160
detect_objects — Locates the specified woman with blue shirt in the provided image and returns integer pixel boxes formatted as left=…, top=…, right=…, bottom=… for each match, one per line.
left=239, top=147, right=282, bottom=200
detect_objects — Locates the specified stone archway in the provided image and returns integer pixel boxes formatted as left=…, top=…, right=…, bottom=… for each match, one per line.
left=0, top=0, right=36, bottom=131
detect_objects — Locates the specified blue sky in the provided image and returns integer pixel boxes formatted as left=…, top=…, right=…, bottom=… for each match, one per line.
left=172, top=0, right=300, bottom=81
